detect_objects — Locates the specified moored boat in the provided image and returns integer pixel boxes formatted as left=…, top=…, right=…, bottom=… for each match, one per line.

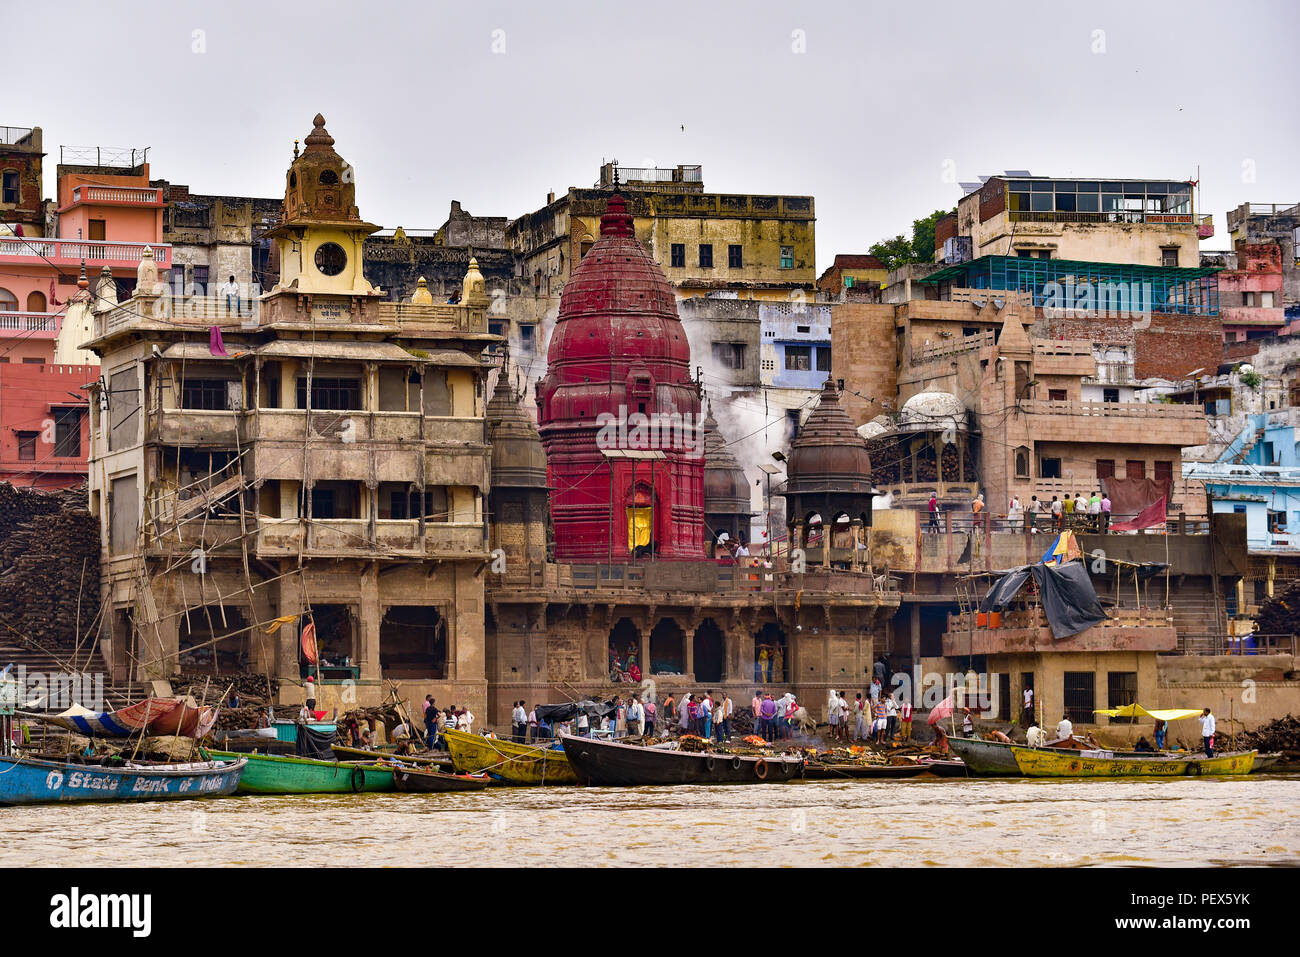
left=331, top=744, right=453, bottom=768
left=0, top=753, right=245, bottom=805
left=203, top=749, right=395, bottom=794
left=947, top=737, right=1022, bottom=775
left=561, top=734, right=803, bottom=786
left=1011, top=746, right=1257, bottom=777
left=390, top=765, right=491, bottom=793
left=443, top=728, right=577, bottom=785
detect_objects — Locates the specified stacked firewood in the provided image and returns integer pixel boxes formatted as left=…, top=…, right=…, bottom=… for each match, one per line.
left=1252, top=583, right=1300, bottom=637
left=174, top=671, right=278, bottom=704
left=1236, top=714, right=1300, bottom=760
left=0, top=483, right=99, bottom=651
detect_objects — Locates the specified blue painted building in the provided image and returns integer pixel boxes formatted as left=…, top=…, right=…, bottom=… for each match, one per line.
left=1184, top=412, right=1300, bottom=552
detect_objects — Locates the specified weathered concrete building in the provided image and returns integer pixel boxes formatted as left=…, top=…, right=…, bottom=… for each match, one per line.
left=0, top=125, right=46, bottom=236
left=948, top=174, right=1212, bottom=267
left=154, top=180, right=283, bottom=297
left=507, top=163, right=816, bottom=303
left=84, top=116, right=496, bottom=717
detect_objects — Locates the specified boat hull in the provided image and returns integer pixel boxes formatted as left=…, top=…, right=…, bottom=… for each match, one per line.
left=0, top=754, right=245, bottom=805
left=561, top=735, right=803, bottom=786
left=1011, top=747, right=1257, bottom=777
left=205, top=750, right=395, bottom=794
left=947, top=737, right=1022, bottom=775
left=443, top=729, right=577, bottom=785
left=802, top=762, right=930, bottom=780
left=331, top=744, right=453, bottom=768
left=391, top=767, right=491, bottom=793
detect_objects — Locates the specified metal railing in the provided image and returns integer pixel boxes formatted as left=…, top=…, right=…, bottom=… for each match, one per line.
left=59, top=145, right=149, bottom=168
left=1168, top=633, right=1296, bottom=656
left=1007, top=210, right=1194, bottom=225
left=0, top=126, right=35, bottom=146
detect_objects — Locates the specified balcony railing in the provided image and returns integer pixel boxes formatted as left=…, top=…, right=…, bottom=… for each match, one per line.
left=0, top=311, right=59, bottom=338
left=69, top=185, right=164, bottom=206
left=1029, top=398, right=1203, bottom=420
left=0, top=236, right=169, bottom=266
left=1007, top=210, right=1194, bottom=226
left=1082, top=360, right=1136, bottom=385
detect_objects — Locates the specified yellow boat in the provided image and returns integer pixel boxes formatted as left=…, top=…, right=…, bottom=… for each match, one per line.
left=442, top=729, right=578, bottom=785
left=1011, top=746, right=1256, bottom=778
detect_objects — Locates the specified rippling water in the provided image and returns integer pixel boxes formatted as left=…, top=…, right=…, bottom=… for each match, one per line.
left=4, top=775, right=1298, bottom=867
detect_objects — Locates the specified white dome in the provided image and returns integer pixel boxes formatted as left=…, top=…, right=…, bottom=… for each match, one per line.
left=857, top=420, right=888, bottom=440
left=899, top=391, right=966, bottom=432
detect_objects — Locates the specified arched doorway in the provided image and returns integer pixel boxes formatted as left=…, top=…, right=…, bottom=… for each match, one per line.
left=649, top=618, right=685, bottom=674
left=754, top=622, right=788, bottom=685
left=26, top=290, right=46, bottom=313
left=693, top=618, right=725, bottom=683
left=608, top=617, right=640, bottom=678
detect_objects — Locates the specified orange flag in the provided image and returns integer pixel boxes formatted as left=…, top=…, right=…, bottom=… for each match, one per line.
left=300, top=620, right=318, bottom=664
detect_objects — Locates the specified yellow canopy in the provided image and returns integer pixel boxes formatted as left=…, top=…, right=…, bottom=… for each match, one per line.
left=1093, top=704, right=1204, bottom=721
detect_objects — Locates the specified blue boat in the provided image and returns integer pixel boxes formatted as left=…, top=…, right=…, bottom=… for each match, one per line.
left=0, top=753, right=247, bottom=805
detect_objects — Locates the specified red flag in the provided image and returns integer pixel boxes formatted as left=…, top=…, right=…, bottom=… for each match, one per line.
left=928, top=692, right=955, bottom=727
left=1110, top=496, right=1166, bottom=532
left=300, top=619, right=318, bottom=664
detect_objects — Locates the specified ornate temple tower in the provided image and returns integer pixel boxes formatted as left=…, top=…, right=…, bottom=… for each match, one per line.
left=701, top=403, right=753, bottom=552
left=536, top=194, right=705, bottom=561
left=782, top=379, right=875, bottom=567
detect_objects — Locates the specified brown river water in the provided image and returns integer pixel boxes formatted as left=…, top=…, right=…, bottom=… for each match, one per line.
left=3, top=775, right=1298, bottom=867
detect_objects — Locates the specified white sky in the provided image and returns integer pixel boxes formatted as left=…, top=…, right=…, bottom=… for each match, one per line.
left=11, top=0, right=1299, bottom=268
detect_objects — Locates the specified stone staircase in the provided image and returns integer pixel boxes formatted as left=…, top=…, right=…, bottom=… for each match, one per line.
left=0, top=639, right=144, bottom=711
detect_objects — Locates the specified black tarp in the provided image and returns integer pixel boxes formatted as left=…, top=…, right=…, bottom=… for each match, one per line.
left=295, top=724, right=337, bottom=759
left=1031, top=561, right=1107, bottom=638
left=978, top=566, right=1034, bottom=614
left=978, top=561, right=1107, bottom=639
left=533, top=700, right=617, bottom=724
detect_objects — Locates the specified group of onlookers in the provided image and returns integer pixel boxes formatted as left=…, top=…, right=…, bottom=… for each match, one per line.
left=824, top=679, right=912, bottom=745
left=1007, top=491, right=1113, bottom=533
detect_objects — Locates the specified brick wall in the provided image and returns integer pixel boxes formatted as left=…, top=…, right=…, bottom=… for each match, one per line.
left=1036, top=312, right=1223, bottom=381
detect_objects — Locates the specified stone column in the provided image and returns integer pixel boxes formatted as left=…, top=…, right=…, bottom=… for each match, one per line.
left=639, top=621, right=650, bottom=677
left=359, top=563, right=381, bottom=682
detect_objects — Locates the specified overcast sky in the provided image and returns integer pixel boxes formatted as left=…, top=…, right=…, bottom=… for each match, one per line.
left=12, top=0, right=1299, bottom=268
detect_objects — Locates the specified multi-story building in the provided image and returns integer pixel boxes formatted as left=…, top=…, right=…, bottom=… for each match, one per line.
left=0, top=126, right=46, bottom=236
left=947, top=173, right=1211, bottom=267
left=1226, top=201, right=1299, bottom=309
left=83, top=116, right=495, bottom=717
left=816, top=254, right=888, bottom=300
left=506, top=163, right=816, bottom=302
left=1210, top=241, right=1286, bottom=344
left=155, top=180, right=283, bottom=297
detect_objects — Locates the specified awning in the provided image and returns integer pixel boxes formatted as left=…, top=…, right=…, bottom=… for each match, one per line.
left=254, top=341, right=422, bottom=363
left=978, top=561, right=1107, bottom=639
left=161, top=341, right=248, bottom=361
left=1093, top=704, right=1203, bottom=722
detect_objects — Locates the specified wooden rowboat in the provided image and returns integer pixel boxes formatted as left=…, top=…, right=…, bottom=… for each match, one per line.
left=947, top=737, right=1022, bottom=775
left=561, top=734, right=803, bottom=786
left=203, top=749, right=395, bottom=794
left=1010, top=746, right=1257, bottom=778
left=390, top=766, right=491, bottom=793
left=331, top=744, right=453, bottom=768
left=443, top=728, right=577, bottom=785
left=0, top=753, right=246, bottom=805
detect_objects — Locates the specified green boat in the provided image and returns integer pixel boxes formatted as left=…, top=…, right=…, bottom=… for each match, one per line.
left=203, top=749, right=395, bottom=794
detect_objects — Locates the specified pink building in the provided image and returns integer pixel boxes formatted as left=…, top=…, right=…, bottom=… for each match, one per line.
left=0, top=362, right=94, bottom=488
left=1, top=136, right=169, bottom=484
left=1218, top=241, right=1285, bottom=343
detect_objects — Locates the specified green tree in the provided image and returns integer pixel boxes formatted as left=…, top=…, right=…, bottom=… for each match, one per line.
left=868, top=208, right=954, bottom=271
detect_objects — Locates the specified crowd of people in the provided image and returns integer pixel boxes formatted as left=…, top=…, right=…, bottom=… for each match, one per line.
left=1007, top=491, right=1113, bottom=533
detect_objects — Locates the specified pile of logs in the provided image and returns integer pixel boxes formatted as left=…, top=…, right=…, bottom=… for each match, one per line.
left=1251, top=584, right=1300, bottom=637
left=174, top=671, right=278, bottom=704
left=0, top=483, right=99, bottom=651
left=1236, top=714, right=1300, bottom=761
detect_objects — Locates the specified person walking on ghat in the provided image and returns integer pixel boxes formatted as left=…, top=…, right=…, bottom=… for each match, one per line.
left=854, top=692, right=867, bottom=741
left=900, top=694, right=913, bottom=741
left=1200, top=707, right=1216, bottom=757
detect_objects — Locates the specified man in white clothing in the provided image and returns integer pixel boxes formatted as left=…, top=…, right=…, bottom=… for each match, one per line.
left=1026, top=723, right=1044, bottom=747
left=1056, top=714, right=1072, bottom=742
left=1200, top=707, right=1216, bottom=757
